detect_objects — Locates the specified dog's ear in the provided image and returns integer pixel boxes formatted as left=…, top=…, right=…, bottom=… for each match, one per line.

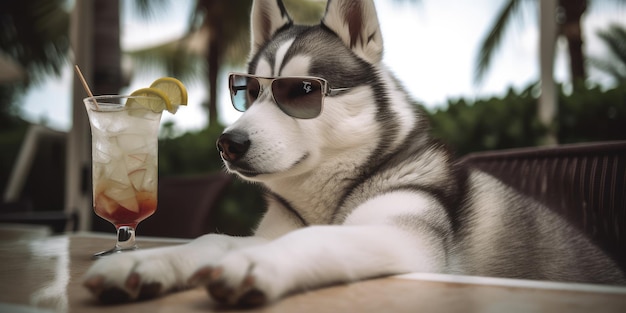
left=250, top=0, right=293, bottom=56
left=322, top=0, right=383, bottom=64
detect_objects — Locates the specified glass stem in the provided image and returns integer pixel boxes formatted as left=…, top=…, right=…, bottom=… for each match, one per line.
left=115, top=226, right=138, bottom=251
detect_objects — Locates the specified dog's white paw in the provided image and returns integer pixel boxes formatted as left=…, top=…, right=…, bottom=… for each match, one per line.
left=190, top=246, right=289, bottom=307
left=82, top=235, right=263, bottom=304
left=83, top=248, right=192, bottom=303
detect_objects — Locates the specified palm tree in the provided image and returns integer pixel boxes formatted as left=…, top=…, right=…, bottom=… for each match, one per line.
left=589, top=24, right=626, bottom=83
left=0, top=0, right=70, bottom=120
left=0, top=1, right=70, bottom=80
left=1, top=0, right=325, bottom=127
left=475, top=0, right=626, bottom=145
left=187, top=0, right=252, bottom=127
left=92, top=0, right=123, bottom=94
left=130, top=0, right=325, bottom=127
left=475, top=0, right=589, bottom=87
left=0, top=0, right=122, bottom=115
left=561, top=0, right=588, bottom=86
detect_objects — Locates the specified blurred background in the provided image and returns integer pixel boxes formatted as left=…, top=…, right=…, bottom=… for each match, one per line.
left=1, top=0, right=625, bottom=237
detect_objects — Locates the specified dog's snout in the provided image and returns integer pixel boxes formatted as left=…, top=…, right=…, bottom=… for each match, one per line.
left=217, top=132, right=251, bottom=162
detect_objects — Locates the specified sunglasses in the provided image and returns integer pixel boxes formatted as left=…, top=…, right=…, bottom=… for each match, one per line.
left=228, top=73, right=350, bottom=119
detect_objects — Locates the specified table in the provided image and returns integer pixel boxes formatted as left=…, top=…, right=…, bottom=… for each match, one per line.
left=1, top=224, right=625, bottom=313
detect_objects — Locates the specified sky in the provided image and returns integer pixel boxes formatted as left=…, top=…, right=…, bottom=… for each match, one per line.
left=18, top=0, right=626, bottom=135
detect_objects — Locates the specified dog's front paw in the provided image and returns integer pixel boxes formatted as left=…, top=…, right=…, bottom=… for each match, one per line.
left=190, top=247, right=287, bottom=307
left=83, top=249, right=189, bottom=303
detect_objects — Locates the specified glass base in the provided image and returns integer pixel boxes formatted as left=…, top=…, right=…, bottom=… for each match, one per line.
left=92, top=226, right=138, bottom=259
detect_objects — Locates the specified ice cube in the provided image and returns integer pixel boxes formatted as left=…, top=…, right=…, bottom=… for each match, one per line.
left=106, top=118, right=129, bottom=133
left=128, top=168, right=146, bottom=191
left=88, top=111, right=113, bottom=131
left=92, top=162, right=108, bottom=180
left=126, top=153, right=148, bottom=171
left=94, top=193, right=118, bottom=215
left=93, top=137, right=123, bottom=160
left=117, top=196, right=140, bottom=213
left=141, top=167, right=158, bottom=192
left=103, top=183, right=139, bottom=213
left=144, top=142, right=158, bottom=153
left=116, top=134, right=147, bottom=152
left=93, top=147, right=114, bottom=163
left=108, top=162, right=131, bottom=185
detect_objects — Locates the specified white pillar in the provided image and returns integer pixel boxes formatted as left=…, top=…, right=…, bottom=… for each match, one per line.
left=539, top=0, right=559, bottom=145
left=66, top=0, right=93, bottom=231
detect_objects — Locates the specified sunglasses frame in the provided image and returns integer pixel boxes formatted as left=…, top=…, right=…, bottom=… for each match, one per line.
left=228, top=72, right=350, bottom=119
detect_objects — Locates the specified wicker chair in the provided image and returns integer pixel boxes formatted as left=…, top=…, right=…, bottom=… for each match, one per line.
left=460, top=141, right=626, bottom=272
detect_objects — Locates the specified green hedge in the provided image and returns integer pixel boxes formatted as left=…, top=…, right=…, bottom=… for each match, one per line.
left=558, top=83, right=626, bottom=144
left=428, top=83, right=626, bottom=157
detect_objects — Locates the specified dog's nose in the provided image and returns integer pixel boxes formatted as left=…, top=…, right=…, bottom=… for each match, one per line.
left=217, top=132, right=251, bottom=162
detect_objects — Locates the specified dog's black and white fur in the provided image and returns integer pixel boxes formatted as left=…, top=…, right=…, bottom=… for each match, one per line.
left=84, top=0, right=625, bottom=307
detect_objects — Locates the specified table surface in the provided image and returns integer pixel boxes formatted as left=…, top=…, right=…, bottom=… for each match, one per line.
left=1, top=224, right=625, bottom=313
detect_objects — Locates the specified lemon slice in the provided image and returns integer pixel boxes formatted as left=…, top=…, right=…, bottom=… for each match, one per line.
left=150, top=77, right=188, bottom=113
left=127, top=88, right=172, bottom=113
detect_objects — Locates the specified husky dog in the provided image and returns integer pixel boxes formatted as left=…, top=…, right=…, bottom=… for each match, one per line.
left=83, top=0, right=625, bottom=307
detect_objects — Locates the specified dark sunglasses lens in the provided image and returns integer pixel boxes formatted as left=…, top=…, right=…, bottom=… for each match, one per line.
left=272, top=78, right=323, bottom=119
left=230, top=74, right=260, bottom=112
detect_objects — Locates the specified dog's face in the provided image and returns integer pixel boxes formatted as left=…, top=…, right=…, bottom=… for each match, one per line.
left=217, top=0, right=385, bottom=183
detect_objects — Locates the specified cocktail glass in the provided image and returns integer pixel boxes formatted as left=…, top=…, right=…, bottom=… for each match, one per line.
left=84, top=95, right=162, bottom=258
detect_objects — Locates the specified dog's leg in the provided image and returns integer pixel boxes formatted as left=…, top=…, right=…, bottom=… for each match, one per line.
left=199, top=224, right=445, bottom=306
left=200, top=225, right=445, bottom=306
left=199, top=191, right=450, bottom=306
left=82, top=234, right=267, bottom=303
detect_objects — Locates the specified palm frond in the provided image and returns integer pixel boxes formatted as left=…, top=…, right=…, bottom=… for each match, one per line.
left=588, top=58, right=626, bottom=82
left=207, top=0, right=253, bottom=66
left=474, top=0, right=524, bottom=85
left=589, top=23, right=626, bottom=83
left=125, top=34, right=206, bottom=82
left=0, top=0, right=70, bottom=82
left=588, top=0, right=626, bottom=11
left=283, top=0, right=327, bottom=24
left=130, top=0, right=171, bottom=20
left=597, top=24, right=626, bottom=69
